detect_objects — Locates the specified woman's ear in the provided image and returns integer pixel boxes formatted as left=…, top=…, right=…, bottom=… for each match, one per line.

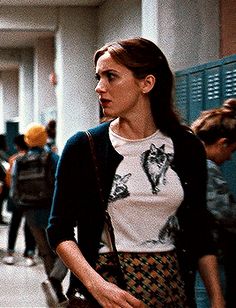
left=141, top=75, right=156, bottom=94
left=218, top=137, right=228, bottom=148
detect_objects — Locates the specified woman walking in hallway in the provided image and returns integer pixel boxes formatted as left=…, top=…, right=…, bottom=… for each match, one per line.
left=47, top=37, right=224, bottom=307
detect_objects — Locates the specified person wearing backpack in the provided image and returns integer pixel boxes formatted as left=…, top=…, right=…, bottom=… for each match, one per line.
left=3, top=134, right=36, bottom=266
left=10, top=122, right=68, bottom=305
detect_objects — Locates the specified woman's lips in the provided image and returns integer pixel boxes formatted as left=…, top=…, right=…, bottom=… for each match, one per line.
left=100, top=98, right=111, bottom=107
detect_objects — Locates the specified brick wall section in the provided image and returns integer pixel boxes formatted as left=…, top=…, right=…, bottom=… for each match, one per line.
left=220, top=0, right=236, bottom=56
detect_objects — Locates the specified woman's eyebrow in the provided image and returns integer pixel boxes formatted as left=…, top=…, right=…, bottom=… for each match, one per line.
left=96, top=68, right=117, bottom=74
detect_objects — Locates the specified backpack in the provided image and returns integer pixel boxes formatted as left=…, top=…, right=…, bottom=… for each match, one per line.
left=12, top=151, right=55, bottom=207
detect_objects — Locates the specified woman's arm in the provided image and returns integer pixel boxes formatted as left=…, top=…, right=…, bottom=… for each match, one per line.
left=198, top=163, right=225, bottom=307
left=49, top=131, right=143, bottom=307
left=56, top=240, right=145, bottom=308
left=207, top=161, right=236, bottom=228
left=198, top=255, right=225, bottom=308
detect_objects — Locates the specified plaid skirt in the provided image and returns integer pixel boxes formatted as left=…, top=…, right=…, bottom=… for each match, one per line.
left=96, top=250, right=188, bottom=307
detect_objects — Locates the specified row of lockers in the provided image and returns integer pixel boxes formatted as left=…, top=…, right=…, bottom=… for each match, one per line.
left=175, top=54, right=236, bottom=197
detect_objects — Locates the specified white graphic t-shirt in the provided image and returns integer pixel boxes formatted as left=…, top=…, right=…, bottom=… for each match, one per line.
left=99, top=128, right=184, bottom=253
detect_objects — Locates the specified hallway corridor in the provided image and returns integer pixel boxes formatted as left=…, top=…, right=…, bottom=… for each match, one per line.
left=0, top=204, right=69, bottom=307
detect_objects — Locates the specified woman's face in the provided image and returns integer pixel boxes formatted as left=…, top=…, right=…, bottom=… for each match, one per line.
left=211, top=140, right=236, bottom=165
left=95, top=52, right=146, bottom=118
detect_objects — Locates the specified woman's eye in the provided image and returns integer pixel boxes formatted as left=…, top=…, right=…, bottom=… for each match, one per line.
left=107, top=72, right=115, bottom=81
left=95, top=74, right=100, bottom=81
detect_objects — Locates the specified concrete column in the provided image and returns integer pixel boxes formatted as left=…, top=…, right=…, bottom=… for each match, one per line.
left=141, top=0, right=159, bottom=44
left=18, top=49, right=34, bottom=133
left=0, top=76, right=4, bottom=133
left=55, top=7, right=99, bottom=153
left=34, top=37, right=56, bottom=124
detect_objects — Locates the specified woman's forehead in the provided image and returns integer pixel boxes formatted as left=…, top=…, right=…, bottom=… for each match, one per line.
left=96, top=52, right=127, bottom=73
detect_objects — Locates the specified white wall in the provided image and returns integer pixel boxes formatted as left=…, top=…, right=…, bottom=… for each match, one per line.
left=34, top=37, right=56, bottom=123
left=18, top=49, right=34, bottom=133
left=155, top=0, right=220, bottom=71
left=1, top=70, right=18, bottom=121
left=0, top=78, right=4, bottom=133
left=0, top=49, right=21, bottom=69
left=97, top=0, right=141, bottom=47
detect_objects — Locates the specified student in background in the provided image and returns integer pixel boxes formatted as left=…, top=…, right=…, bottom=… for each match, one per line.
left=0, top=160, right=7, bottom=221
left=2, top=134, right=36, bottom=266
left=0, top=134, right=10, bottom=225
left=10, top=123, right=68, bottom=306
left=192, top=108, right=236, bottom=308
left=45, top=119, right=58, bottom=153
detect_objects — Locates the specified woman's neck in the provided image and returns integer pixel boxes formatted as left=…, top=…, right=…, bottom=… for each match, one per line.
left=110, top=116, right=157, bottom=140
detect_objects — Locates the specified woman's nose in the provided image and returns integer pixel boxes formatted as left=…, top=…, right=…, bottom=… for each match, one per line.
left=95, top=79, right=106, bottom=93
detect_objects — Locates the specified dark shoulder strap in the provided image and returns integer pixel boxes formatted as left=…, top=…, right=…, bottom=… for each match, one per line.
left=85, top=131, right=104, bottom=204
left=85, top=130, right=126, bottom=289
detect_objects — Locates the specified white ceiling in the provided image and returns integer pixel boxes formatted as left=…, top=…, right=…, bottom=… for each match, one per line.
left=0, top=31, right=54, bottom=49
left=0, top=0, right=105, bottom=6
left=0, top=0, right=105, bottom=48
left=0, top=0, right=106, bottom=70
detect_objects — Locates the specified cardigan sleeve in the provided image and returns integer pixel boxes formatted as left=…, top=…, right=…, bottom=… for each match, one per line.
left=175, top=130, right=217, bottom=262
left=47, top=132, right=88, bottom=250
left=47, top=130, right=106, bottom=261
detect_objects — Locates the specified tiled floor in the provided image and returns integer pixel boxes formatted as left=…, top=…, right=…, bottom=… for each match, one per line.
left=0, top=204, right=69, bottom=308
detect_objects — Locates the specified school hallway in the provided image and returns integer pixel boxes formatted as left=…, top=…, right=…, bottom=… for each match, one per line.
left=0, top=203, right=69, bottom=307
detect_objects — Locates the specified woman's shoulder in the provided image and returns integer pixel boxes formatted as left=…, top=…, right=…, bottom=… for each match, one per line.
left=172, top=124, right=204, bottom=148
left=64, top=121, right=110, bottom=151
left=207, top=159, right=221, bottom=175
left=171, top=125, right=207, bottom=169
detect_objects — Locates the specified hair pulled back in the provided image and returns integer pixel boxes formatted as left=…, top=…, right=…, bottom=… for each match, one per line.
left=191, top=108, right=236, bottom=145
left=222, top=98, right=236, bottom=112
left=94, top=37, right=181, bottom=135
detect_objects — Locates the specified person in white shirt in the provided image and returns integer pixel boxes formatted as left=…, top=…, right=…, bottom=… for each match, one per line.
left=47, top=37, right=224, bottom=308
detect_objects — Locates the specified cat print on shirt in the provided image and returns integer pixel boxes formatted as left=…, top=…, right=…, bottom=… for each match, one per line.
left=141, top=215, right=180, bottom=247
left=141, top=143, right=173, bottom=194
left=158, top=215, right=180, bottom=244
left=109, top=173, right=131, bottom=202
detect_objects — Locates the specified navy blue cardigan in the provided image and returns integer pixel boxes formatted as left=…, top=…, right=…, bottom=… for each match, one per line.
left=47, top=121, right=216, bottom=305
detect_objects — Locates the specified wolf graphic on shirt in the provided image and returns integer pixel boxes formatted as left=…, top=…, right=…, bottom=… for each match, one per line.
left=141, top=143, right=173, bottom=194
left=109, top=173, right=131, bottom=202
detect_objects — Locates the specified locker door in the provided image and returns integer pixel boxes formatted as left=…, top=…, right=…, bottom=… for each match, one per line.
left=222, top=61, right=236, bottom=99
left=175, top=75, right=189, bottom=124
left=204, top=66, right=221, bottom=109
left=221, top=61, right=236, bottom=198
left=189, top=71, right=204, bottom=124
